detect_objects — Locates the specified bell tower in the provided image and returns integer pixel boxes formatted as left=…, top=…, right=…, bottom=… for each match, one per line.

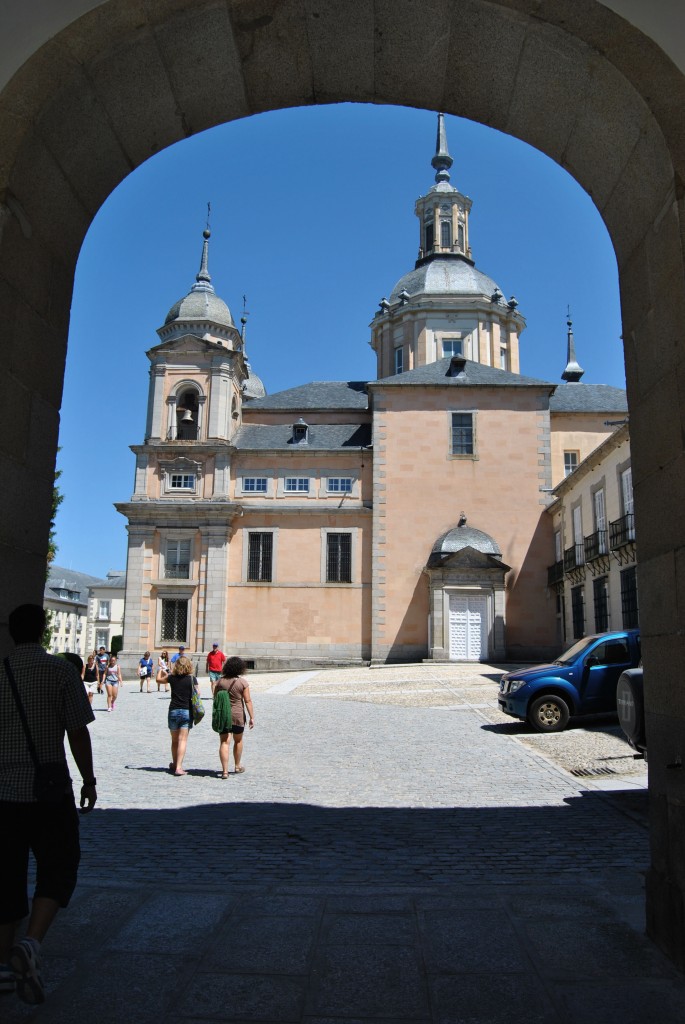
left=370, top=113, right=526, bottom=380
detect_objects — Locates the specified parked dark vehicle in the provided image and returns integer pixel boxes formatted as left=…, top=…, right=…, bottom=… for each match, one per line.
left=498, top=630, right=641, bottom=732
left=616, top=665, right=646, bottom=758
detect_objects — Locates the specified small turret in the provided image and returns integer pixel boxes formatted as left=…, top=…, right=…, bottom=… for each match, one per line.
left=562, top=314, right=584, bottom=383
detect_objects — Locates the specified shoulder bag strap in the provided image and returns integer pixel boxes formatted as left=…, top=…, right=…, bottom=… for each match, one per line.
left=3, top=657, right=41, bottom=770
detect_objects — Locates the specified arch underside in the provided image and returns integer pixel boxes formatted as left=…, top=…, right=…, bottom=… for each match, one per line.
left=1, top=0, right=685, bottom=968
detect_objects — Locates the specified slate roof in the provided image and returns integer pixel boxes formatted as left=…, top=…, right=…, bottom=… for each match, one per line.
left=234, top=423, right=372, bottom=451
left=245, top=381, right=369, bottom=411
left=549, top=383, right=628, bottom=413
left=372, top=357, right=554, bottom=389
left=45, top=566, right=107, bottom=605
left=389, top=257, right=501, bottom=304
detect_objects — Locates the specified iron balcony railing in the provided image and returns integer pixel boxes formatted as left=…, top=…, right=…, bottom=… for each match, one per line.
left=165, top=563, right=190, bottom=579
left=584, top=529, right=609, bottom=561
left=609, top=514, right=636, bottom=549
left=547, top=560, right=564, bottom=586
left=564, top=543, right=585, bottom=572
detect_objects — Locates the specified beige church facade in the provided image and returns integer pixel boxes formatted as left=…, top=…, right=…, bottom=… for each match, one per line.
left=117, top=116, right=628, bottom=671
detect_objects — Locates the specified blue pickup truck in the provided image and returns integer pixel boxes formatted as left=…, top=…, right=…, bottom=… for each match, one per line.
left=498, top=630, right=641, bottom=732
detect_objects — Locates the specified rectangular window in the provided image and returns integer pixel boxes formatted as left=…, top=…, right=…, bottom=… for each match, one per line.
left=247, top=532, right=273, bottom=582
left=394, top=346, right=404, bottom=374
left=285, top=477, right=309, bottom=493
left=242, top=477, right=268, bottom=493
left=593, top=577, right=609, bottom=632
left=98, top=600, right=110, bottom=620
left=326, top=477, right=353, bottom=493
left=442, top=338, right=463, bottom=358
left=95, top=629, right=108, bottom=649
left=161, top=599, right=188, bottom=643
left=593, top=488, right=607, bottom=553
left=326, top=533, right=352, bottom=583
left=500, top=345, right=508, bottom=371
left=621, top=566, right=639, bottom=629
left=451, top=413, right=474, bottom=456
left=621, top=467, right=635, bottom=539
left=564, top=451, right=579, bottom=476
left=571, top=585, right=585, bottom=639
left=170, top=473, right=196, bottom=489
left=165, top=538, right=191, bottom=579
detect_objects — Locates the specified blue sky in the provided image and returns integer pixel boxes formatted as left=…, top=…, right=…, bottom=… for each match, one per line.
left=56, top=103, right=624, bottom=578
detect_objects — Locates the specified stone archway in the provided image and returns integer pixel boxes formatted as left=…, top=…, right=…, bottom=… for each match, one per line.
left=2, top=0, right=684, bottom=967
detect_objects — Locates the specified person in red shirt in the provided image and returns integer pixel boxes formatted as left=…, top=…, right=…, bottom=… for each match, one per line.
left=205, top=643, right=225, bottom=685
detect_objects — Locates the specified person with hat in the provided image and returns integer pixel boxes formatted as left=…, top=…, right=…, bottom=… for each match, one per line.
left=205, top=643, right=225, bottom=686
left=169, top=645, right=186, bottom=666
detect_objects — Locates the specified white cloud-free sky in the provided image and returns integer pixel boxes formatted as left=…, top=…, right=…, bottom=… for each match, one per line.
left=56, top=103, right=624, bottom=577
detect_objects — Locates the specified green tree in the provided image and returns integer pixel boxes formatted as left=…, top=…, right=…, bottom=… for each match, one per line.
left=42, top=460, right=64, bottom=649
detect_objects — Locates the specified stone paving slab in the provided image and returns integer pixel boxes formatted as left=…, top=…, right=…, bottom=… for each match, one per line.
left=2, top=666, right=678, bottom=1022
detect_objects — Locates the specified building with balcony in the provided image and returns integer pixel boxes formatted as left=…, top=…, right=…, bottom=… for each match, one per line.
left=44, top=566, right=105, bottom=656
left=87, top=570, right=126, bottom=654
left=546, top=423, right=636, bottom=646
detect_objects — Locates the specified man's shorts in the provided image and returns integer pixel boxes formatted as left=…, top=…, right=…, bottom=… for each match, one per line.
left=0, top=796, right=80, bottom=922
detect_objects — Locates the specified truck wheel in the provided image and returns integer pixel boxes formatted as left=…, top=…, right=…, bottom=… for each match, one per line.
left=528, top=695, right=571, bottom=733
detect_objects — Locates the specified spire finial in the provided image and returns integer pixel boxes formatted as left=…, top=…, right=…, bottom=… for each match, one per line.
left=562, top=308, right=584, bottom=382
left=240, top=294, right=249, bottom=346
left=431, top=112, right=453, bottom=184
left=196, top=203, right=212, bottom=286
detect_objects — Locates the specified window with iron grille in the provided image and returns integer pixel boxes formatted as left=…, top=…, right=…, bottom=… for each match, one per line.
left=571, top=585, right=585, bottom=639
left=161, top=599, right=188, bottom=643
left=620, top=566, right=639, bottom=629
left=326, top=533, right=352, bottom=583
left=593, top=577, right=609, bottom=632
left=247, top=532, right=273, bottom=582
left=451, top=413, right=474, bottom=455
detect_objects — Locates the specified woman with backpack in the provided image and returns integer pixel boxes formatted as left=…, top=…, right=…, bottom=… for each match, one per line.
left=211, top=656, right=254, bottom=779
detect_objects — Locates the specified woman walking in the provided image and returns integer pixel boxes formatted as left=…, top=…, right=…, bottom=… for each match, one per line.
left=211, top=656, right=255, bottom=778
left=104, top=654, right=122, bottom=711
left=82, top=653, right=98, bottom=705
left=139, top=650, right=153, bottom=692
left=167, top=656, right=197, bottom=776
left=156, top=650, right=170, bottom=692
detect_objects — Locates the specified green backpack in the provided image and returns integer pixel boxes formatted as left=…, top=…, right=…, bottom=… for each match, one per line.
left=212, top=689, right=233, bottom=733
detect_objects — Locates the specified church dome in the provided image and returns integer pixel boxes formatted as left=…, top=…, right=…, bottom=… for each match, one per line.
left=242, top=369, right=266, bottom=400
left=164, top=289, right=234, bottom=328
left=163, top=227, right=235, bottom=329
left=390, top=257, right=501, bottom=304
left=431, top=522, right=502, bottom=558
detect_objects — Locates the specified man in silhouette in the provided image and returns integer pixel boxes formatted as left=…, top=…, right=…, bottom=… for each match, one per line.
left=0, top=604, right=97, bottom=1005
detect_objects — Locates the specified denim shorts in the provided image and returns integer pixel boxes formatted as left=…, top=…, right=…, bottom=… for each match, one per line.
left=168, top=708, right=192, bottom=731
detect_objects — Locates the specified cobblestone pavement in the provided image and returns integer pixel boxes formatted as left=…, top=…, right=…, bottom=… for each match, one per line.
left=5, top=663, right=681, bottom=1024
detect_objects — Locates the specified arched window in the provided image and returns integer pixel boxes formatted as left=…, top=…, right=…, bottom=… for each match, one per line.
left=176, top=388, right=199, bottom=440
left=441, top=221, right=451, bottom=248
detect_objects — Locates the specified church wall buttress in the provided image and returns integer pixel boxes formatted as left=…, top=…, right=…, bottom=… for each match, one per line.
left=199, top=525, right=229, bottom=651
left=149, top=366, right=166, bottom=440
left=121, top=524, right=156, bottom=653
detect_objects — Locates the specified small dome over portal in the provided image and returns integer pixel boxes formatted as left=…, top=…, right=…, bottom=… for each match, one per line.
left=431, top=522, right=502, bottom=558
